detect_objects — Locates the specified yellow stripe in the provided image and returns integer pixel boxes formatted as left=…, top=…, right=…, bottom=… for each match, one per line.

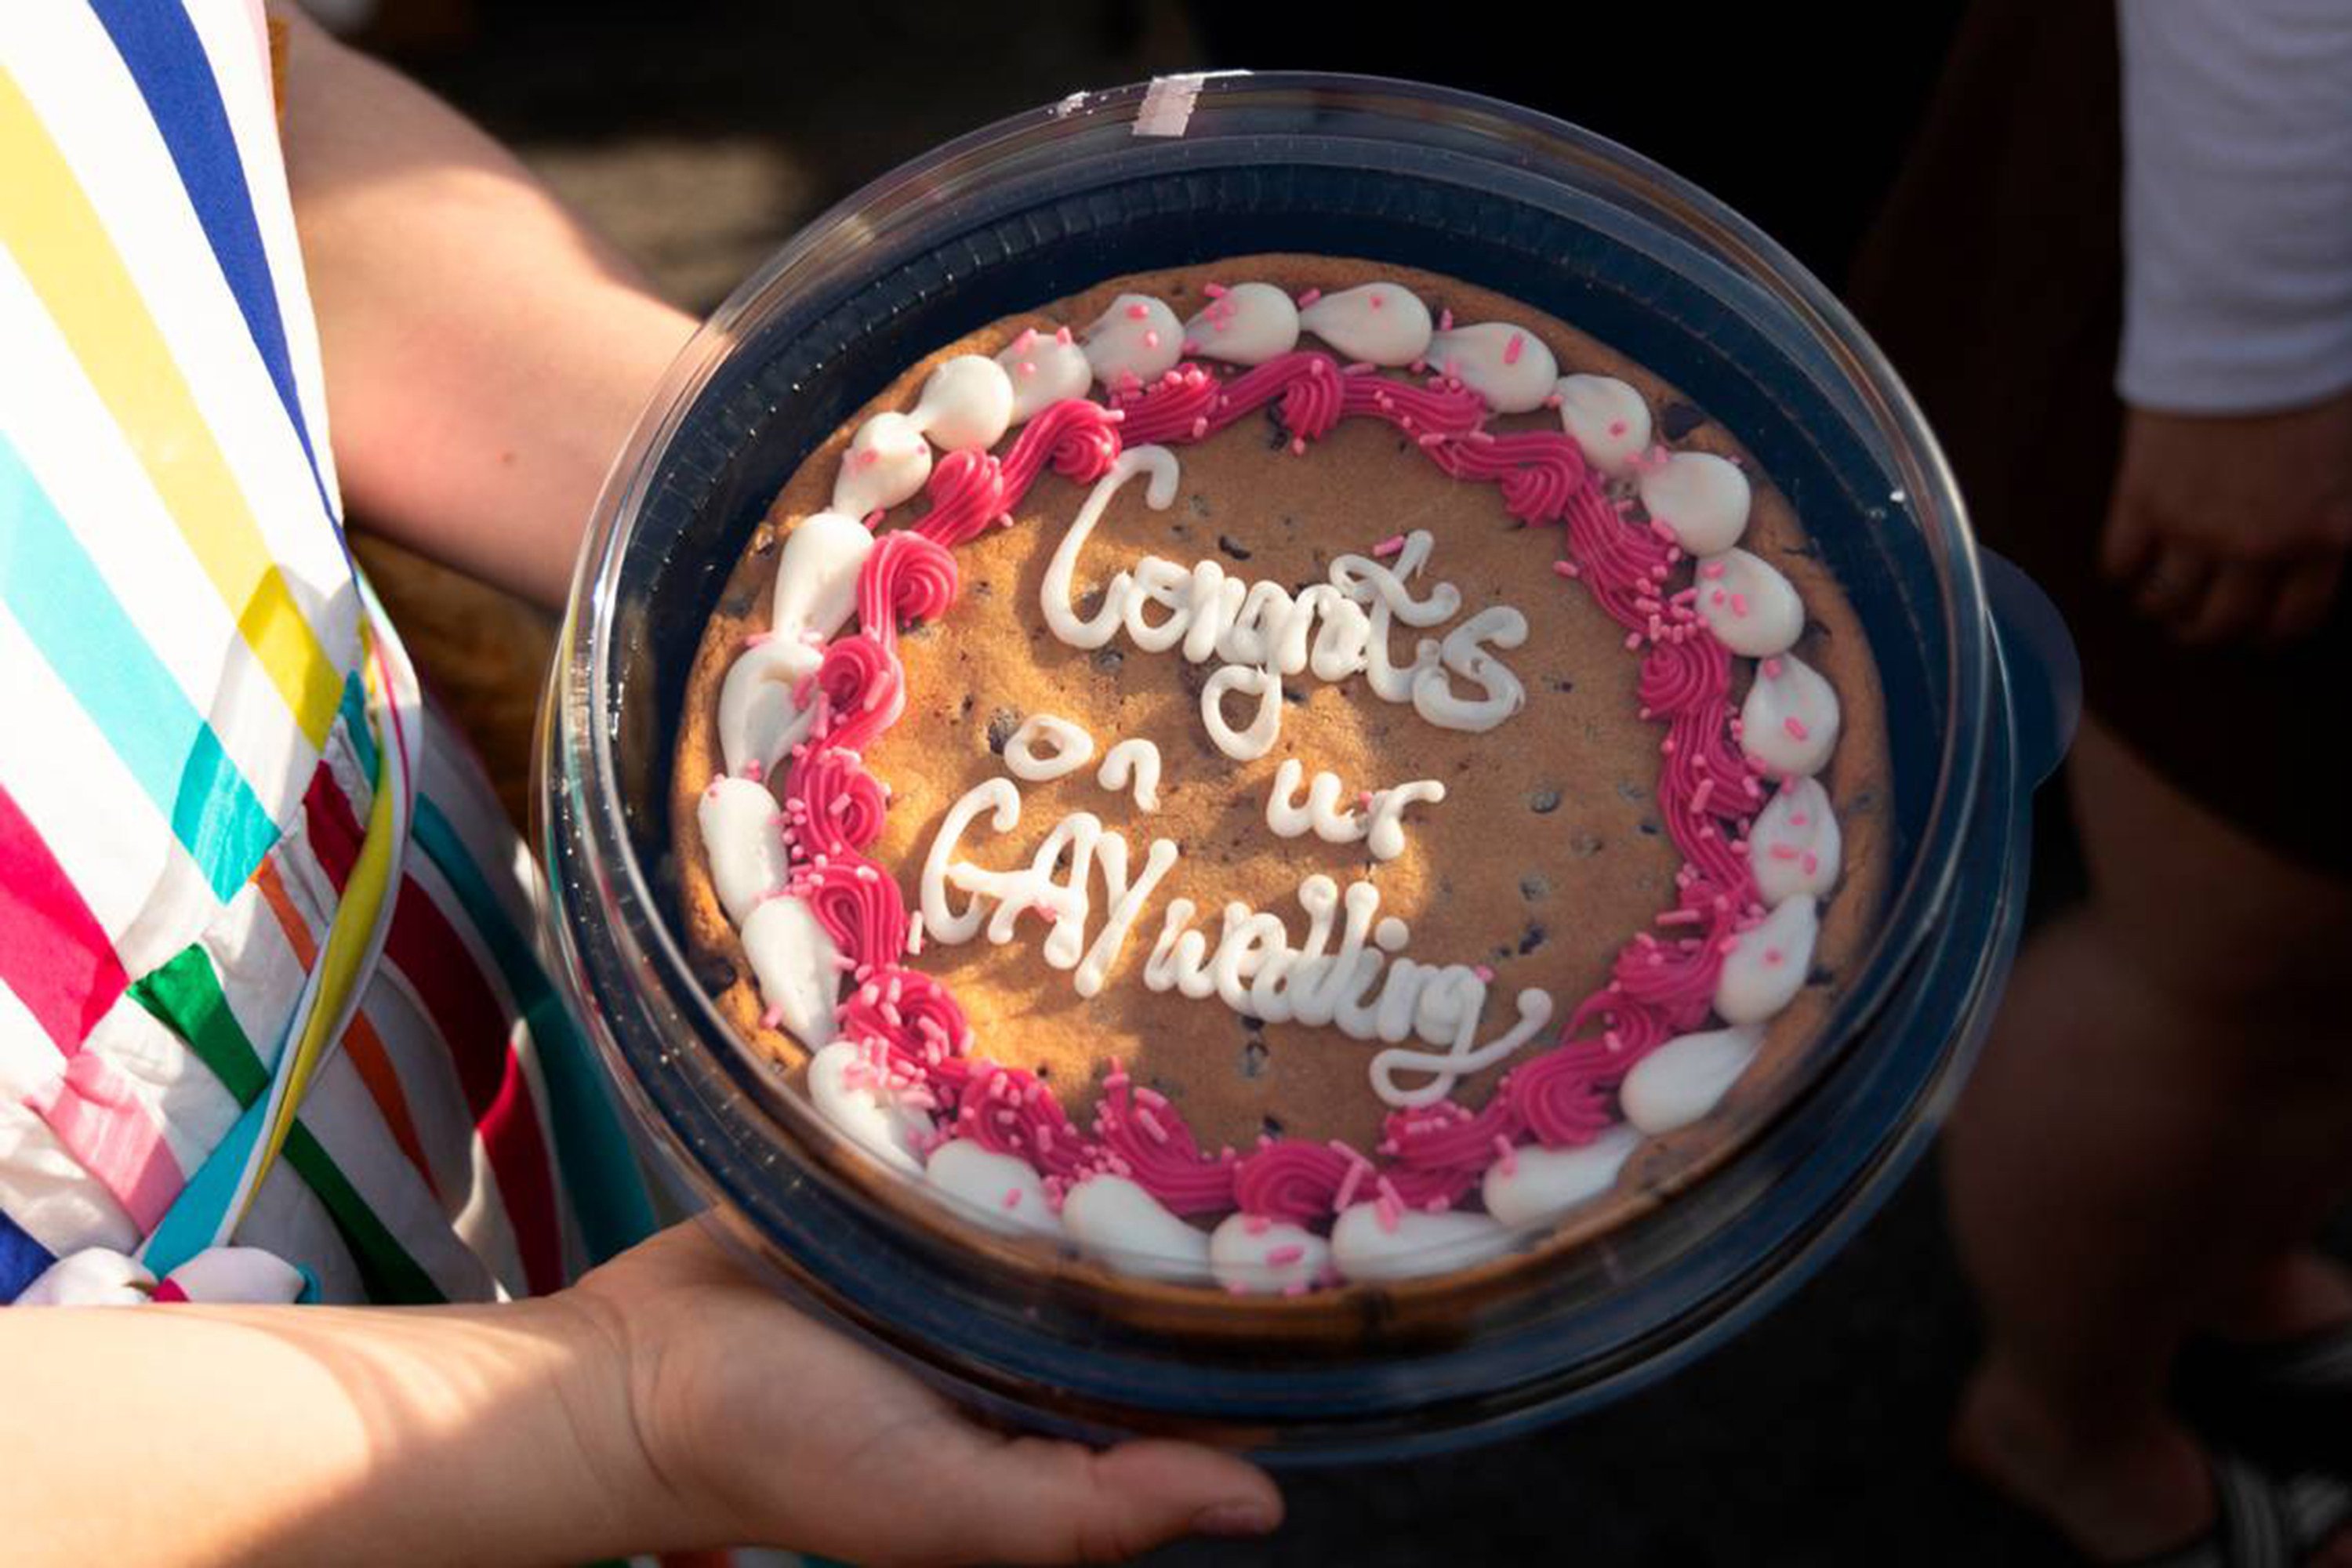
left=0, top=67, right=339, bottom=748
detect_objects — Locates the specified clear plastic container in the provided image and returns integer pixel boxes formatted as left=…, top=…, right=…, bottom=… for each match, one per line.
left=539, top=73, right=2078, bottom=1460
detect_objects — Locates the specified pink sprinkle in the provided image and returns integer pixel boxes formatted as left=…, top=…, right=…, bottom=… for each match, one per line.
left=1473, top=964, right=1495, bottom=982
left=1502, top=332, right=1526, bottom=366
left=1552, top=559, right=1581, bottom=579
left=1018, top=360, right=1036, bottom=378
left=1730, top=593, right=1750, bottom=618
left=1204, top=281, right=1229, bottom=299
left=1357, top=790, right=1375, bottom=811
left=1762, top=658, right=1785, bottom=679
left=1375, top=1193, right=1403, bottom=1232
left=1334, top=1158, right=1370, bottom=1211
left=1372, top=533, right=1406, bottom=558
left=1001, top=1188, right=1023, bottom=1210
left=1266, top=1243, right=1306, bottom=1268
left=742, top=630, right=774, bottom=649
left=1702, top=561, right=1729, bottom=579
left=1789, top=812, right=1809, bottom=827
left=759, top=1005, right=784, bottom=1029
left=1608, top=419, right=1629, bottom=438
left=1438, top=308, right=1455, bottom=332
left=1763, top=948, right=1785, bottom=966
left=1802, top=851, right=1820, bottom=875
left=1770, top=842, right=1802, bottom=862
left=1494, top=1135, right=1519, bottom=1176
left=1054, top=325, right=1073, bottom=344
left=1244, top=1214, right=1272, bottom=1235
left=1784, top=716, right=1811, bottom=741
left=1296, top=288, right=1323, bottom=308
left=1013, top=328, right=1038, bottom=352
left=742, top=760, right=764, bottom=782
left=1368, top=292, right=1385, bottom=309
left=1142, top=329, right=1161, bottom=350
left=1125, top=302, right=1150, bottom=321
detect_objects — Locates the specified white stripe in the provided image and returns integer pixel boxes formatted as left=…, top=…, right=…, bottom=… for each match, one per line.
left=0, top=5, right=358, bottom=668
left=75, top=991, right=239, bottom=1178
left=0, top=608, right=215, bottom=978
left=204, top=873, right=310, bottom=1077
left=234, top=1151, right=363, bottom=1303
left=1, top=989, right=140, bottom=1261
left=301, top=1054, right=500, bottom=1303
left=180, top=0, right=346, bottom=516
left=0, top=249, right=318, bottom=833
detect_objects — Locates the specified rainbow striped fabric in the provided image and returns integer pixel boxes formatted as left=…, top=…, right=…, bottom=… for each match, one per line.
left=2, top=0, right=652, bottom=1307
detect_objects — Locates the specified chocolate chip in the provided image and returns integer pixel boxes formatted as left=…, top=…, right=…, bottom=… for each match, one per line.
left=1076, top=585, right=1107, bottom=619
left=1657, top=401, right=1707, bottom=441
left=1849, top=790, right=1878, bottom=815
left=1265, top=405, right=1290, bottom=449
left=1261, top=1114, right=1286, bottom=1139
left=1517, top=923, right=1548, bottom=955
left=692, top=953, right=735, bottom=997
left=1280, top=514, right=1298, bottom=530
left=1808, top=965, right=1835, bottom=987
left=973, top=579, right=995, bottom=597
left=1217, top=534, right=1253, bottom=561
left=959, top=693, right=975, bottom=719
left=1240, top=1014, right=1265, bottom=1033
left=1548, top=676, right=1577, bottom=694
left=1175, top=659, right=1210, bottom=699
left=1239, top=1039, right=1270, bottom=1080
left=1617, top=780, right=1647, bottom=803
left=1636, top=818, right=1662, bottom=836
left=900, top=619, right=935, bottom=641
left=985, top=707, right=1018, bottom=754
left=1519, top=874, right=1550, bottom=901
left=1189, top=492, right=1213, bottom=518
left=1528, top=787, right=1562, bottom=815
left=1570, top=832, right=1604, bottom=858
left=1282, top=685, right=1304, bottom=704
left=1091, top=647, right=1123, bottom=674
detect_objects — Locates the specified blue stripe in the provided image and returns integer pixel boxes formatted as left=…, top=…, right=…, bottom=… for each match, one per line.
left=85, top=0, right=344, bottom=539
left=139, top=1090, right=267, bottom=1279
left=0, top=1205, right=56, bottom=1304
left=339, top=670, right=379, bottom=782
left=413, top=797, right=656, bottom=1264
left=0, top=432, right=279, bottom=899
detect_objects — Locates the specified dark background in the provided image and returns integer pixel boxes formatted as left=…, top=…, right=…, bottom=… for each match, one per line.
left=350, top=2, right=2079, bottom=1560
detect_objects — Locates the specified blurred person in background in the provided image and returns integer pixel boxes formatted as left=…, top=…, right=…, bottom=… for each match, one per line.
left=1, top=6, right=1276, bottom=1563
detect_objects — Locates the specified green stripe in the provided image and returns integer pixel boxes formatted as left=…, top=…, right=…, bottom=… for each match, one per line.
left=412, top=797, right=655, bottom=1263
left=131, top=945, right=268, bottom=1103
left=130, top=938, right=442, bottom=1303
left=337, top=670, right=378, bottom=782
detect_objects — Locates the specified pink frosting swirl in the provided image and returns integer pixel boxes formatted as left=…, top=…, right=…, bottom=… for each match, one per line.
left=1501, top=1046, right=1619, bottom=1149
left=1425, top=430, right=1590, bottom=527
left=779, top=746, right=887, bottom=860
left=1231, top=1138, right=1354, bottom=1223
left=810, top=633, right=904, bottom=754
left=1112, top=363, right=1221, bottom=445
left=1381, top=1096, right=1523, bottom=1171
left=1200, top=350, right=1345, bottom=446
left=1564, top=486, right=1675, bottom=634
left=954, top=1061, right=1092, bottom=1181
left=1338, top=367, right=1487, bottom=437
left=789, top=853, right=907, bottom=972
left=1090, top=1068, right=1237, bottom=1217
left=912, top=449, right=1009, bottom=549
left=1639, top=633, right=1728, bottom=720
left=856, top=528, right=959, bottom=641
left=1609, top=927, right=1726, bottom=1024
left=837, top=964, right=971, bottom=1080
left=1000, top=397, right=1122, bottom=492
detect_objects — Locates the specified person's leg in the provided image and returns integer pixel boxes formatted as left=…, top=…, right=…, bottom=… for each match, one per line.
left=1946, top=716, right=2352, bottom=1562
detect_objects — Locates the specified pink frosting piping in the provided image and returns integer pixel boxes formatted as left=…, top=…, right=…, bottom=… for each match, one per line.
left=761, top=319, right=1778, bottom=1253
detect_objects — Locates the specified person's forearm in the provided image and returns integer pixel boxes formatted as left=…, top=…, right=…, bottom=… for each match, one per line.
left=273, top=9, right=695, bottom=609
left=0, top=1297, right=661, bottom=1566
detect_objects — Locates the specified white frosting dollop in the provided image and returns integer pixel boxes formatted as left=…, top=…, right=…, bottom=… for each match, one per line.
left=697, top=776, right=789, bottom=926
left=1426, top=322, right=1560, bottom=413
left=716, top=637, right=822, bottom=782
left=924, top=1139, right=1058, bottom=1236
left=908, top=354, right=1014, bottom=452
left=1621, top=1025, right=1766, bottom=1134
left=769, top=510, right=875, bottom=646
left=1749, top=776, right=1842, bottom=905
left=1639, top=450, right=1751, bottom=555
left=1297, top=281, right=1433, bottom=367
left=996, top=326, right=1094, bottom=423
left=1060, top=1174, right=1213, bottom=1283
left=1555, top=374, right=1653, bottom=477
left=1715, top=894, right=1819, bottom=1025
left=1095, top=737, right=1163, bottom=811
left=1480, top=1124, right=1642, bottom=1228
left=1081, top=294, right=1183, bottom=389
left=806, top=1040, right=929, bottom=1173
left=1208, top=1214, right=1331, bottom=1295
left=741, top=893, right=842, bottom=1047
left=831, top=411, right=934, bottom=519
left=1694, top=547, right=1805, bottom=657
left=1740, top=653, right=1841, bottom=779
left=1330, top=1204, right=1513, bottom=1283
left=1183, top=282, right=1300, bottom=365
left=1003, top=713, right=1096, bottom=782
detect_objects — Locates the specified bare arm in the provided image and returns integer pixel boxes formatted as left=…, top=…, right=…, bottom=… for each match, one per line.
left=274, top=8, right=695, bottom=609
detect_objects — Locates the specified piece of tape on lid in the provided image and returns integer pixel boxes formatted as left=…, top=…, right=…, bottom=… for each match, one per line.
left=1133, top=72, right=1211, bottom=137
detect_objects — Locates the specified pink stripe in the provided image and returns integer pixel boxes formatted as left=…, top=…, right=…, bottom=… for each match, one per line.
left=0, top=781, right=129, bottom=1050
left=20, top=1054, right=184, bottom=1231
left=150, top=1278, right=189, bottom=1304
